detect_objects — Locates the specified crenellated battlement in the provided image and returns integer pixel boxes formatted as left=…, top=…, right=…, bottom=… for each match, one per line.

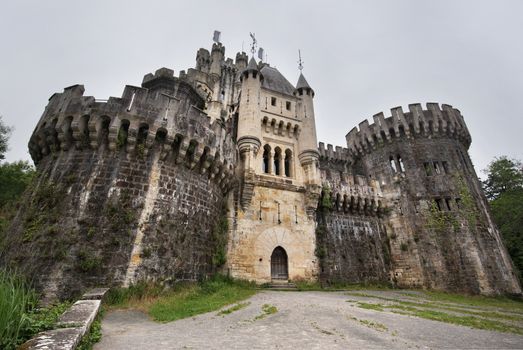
left=321, top=176, right=385, bottom=216
left=318, top=142, right=351, bottom=163
left=28, top=73, right=236, bottom=190
left=345, top=103, right=471, bottom=156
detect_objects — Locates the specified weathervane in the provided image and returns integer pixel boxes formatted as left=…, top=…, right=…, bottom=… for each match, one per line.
left=249, top=32, right=257, bottom=57
left=298, top=49, right=304, bottom=72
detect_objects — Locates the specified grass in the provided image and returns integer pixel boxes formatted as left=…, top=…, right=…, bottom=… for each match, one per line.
left=0, top=269, right=72, bottom=350
left=348, top=290, right=523, bottom=335
left=217, top=302, right=250, bottom=316
left=0, top=269, right=38, bottom=349
left=355, top=302, right=385, bottom=311
left=106, top=275, right=257, bottom=323
left=254, top=304, right=278, bottom=320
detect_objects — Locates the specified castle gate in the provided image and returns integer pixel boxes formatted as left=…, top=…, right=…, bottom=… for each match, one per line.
left=271, top=246, right=288, bottom=280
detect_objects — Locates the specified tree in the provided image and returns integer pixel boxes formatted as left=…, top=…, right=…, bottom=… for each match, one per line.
left=0, top=161, right=35, bottom=207
left=0, top=116, right=12, bottom=160
left=483, top=156, right=523, bottom=201
left=483, top=156, right=523, bottom=281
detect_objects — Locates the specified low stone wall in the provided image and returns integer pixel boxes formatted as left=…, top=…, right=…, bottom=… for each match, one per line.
left=20, top=288, right=108, bottom=350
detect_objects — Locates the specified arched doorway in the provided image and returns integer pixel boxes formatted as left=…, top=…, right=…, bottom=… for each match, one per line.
left=271, top=246, right=288, bottom=280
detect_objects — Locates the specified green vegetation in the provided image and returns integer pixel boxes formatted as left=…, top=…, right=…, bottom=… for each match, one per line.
left=349, top=289, right=523, bottom=334
left=254, top=304, right=278, bottom=320
left=212, top=209, right=228, bottom=267
left=106, top=275, right=256, bottom=323
left=355, top=302, right=384, bottom=311
left=483, top=156, right=523, bottom=281
left=76, top=308, right=104, bottom=350
left=217, top=302, right=250, bottom=316
left=0, top=269, right=38, bottom=349
left=0, top=269, right=71, bottom=349
left=320, top=185, right=333, bottom=210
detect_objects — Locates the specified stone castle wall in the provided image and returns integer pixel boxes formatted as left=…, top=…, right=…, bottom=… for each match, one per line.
left=1, top=73, right=236, bottom=301
left=334, top=103, right=521, bottom=295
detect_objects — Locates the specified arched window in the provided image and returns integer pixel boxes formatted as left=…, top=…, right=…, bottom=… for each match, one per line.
left=262, top=144, right=271, bottom=174
left=284, top=149, right=292, bottom=177
left=274, top=147, right=282, bottom=175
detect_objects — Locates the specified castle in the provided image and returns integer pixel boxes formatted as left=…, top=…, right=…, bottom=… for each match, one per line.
left=2, top=36, right=520, bottom=300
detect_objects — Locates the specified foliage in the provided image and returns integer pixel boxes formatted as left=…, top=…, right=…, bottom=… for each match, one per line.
left=0, top=115, right=12, bottom=160
left=483, top=156, right=523, bottom=201
left=483, top=156, right=523, bottom=280
left=490, top=188, right=523, bottom=281
left=212, top=210, right=229, bottom=267
left=320, top=185, right=333, bottom=210
left=77, top=249, right=102, bottom=273
left=426, top=200, right=459, bottom=233
left=314, top=224, right=327, bottom=259
left=0, top=161, right=35, bottom=207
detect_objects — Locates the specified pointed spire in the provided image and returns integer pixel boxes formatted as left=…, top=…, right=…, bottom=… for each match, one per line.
left=296, top=73, right=311, bottom=90
left=247, top=57, right=258, bottom=71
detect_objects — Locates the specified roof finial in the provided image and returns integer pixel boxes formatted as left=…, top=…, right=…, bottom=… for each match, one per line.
left=298, top=49, right=304, bottom=72
left=249, top=32, right=257, bottom=57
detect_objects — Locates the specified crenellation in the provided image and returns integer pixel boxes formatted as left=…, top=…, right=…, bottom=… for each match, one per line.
left=5, top=36, right=519, bottom=301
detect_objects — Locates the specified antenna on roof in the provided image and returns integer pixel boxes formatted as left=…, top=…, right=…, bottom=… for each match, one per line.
left=249, top=32, right=257, bottom=57
left=298, top=49, right=304, bottom=72
left=213, top=30, right=221, bottom=43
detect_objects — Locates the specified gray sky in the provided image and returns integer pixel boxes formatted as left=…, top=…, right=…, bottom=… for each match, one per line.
left=1, top=0, right=522, bottom=176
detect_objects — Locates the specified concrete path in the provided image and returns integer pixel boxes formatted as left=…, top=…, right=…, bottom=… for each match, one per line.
left=95, top=291, right=523, bottom=349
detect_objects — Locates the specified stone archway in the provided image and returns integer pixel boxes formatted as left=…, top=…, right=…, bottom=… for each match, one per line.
left=271, top=246, right=288, bottom=280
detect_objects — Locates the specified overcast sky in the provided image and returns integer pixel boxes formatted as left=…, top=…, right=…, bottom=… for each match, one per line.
left=1, top=0, right=522, bottom=176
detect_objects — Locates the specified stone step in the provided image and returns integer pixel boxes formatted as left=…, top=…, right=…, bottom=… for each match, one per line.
left=267, top=282, right=297, bottom=290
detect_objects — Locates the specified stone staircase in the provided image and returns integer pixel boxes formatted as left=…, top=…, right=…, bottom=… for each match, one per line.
left=267, top=280, right=298, bottom=290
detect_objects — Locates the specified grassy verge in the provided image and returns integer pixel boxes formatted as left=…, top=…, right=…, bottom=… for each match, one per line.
left=348, top=290, right=523, bottom=335
left=106, top=275, right=257, bottom=323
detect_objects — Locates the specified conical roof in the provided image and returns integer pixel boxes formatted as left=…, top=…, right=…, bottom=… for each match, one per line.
left=246, top=57, right=258, bottom=71
left=296, top=73, right=312, bottom=90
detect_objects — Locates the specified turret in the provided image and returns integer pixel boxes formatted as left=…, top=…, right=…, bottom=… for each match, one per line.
left=195, top=48, right=211, bottom=73
left=236, top=57, right=264, bottom=173
left=235, top=52, right=248, bottom=73
left=295, top=73, right=320, bottom=186
left=210, top=43, right=225, bottom=77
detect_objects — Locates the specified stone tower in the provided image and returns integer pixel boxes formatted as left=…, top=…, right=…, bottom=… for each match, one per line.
left=228, top=56, right=321, bottom=283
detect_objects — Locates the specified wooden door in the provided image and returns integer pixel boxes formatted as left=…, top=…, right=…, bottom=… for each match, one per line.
left=271, top=246, right=288, bottom=280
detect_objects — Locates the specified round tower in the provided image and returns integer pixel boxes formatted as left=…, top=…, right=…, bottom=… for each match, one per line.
left=236, top=57, right=263, bottom=173
left=295, top=73, right=320, bottom=187
left=4, top=68, right=236, bottom=301
left=345, top=103, right=521, bottom=295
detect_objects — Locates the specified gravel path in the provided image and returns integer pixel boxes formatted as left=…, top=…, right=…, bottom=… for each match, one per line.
left=95, top=291, right=523, bottom=349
